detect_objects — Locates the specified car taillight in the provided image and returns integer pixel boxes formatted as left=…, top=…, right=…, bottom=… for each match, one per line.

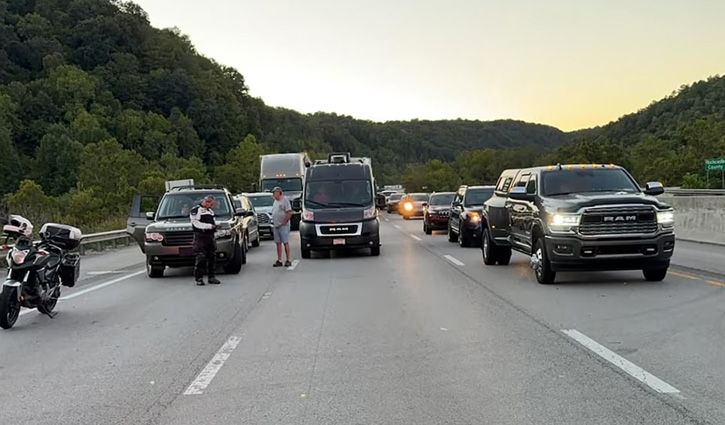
left=145, top=232, right=164, bottom=242
left=363, top=206, right=377, bottom=219
left=11, top=250, right=26, bottom=265
left=302, top=210, right=314, bottom=221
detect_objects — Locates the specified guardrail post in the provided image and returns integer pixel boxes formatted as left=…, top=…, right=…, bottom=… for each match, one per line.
left=79, top=244, right=86, bottom=255
left=111, top=239, right=117, bottom=250
left=96, top=241, right=102, bottom=252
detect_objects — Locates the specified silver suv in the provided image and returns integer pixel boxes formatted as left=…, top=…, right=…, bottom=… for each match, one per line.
left=127, top=185, right=255, bottom=278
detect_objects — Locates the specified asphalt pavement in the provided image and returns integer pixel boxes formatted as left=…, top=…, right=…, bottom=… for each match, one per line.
left=0, top=218, right=722, bottom=424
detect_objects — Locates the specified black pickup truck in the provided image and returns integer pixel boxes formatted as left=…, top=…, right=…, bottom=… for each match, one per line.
left=481, top=164, right=675, bottom=284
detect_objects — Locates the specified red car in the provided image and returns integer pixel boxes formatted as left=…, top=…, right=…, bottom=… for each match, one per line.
left=423, top=192, right=456, bottom=234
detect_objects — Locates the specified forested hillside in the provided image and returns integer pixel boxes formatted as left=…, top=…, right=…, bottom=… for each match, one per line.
left=0, top=0, right=568, bottom=230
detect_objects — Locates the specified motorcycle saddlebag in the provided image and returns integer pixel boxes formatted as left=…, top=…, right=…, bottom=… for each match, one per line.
left=59, top=253, right=81, bottom=288
left=40, top=223, right=82, bottom=250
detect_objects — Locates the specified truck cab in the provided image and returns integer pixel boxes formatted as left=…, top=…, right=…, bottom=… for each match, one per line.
left=298, top=153, right=381, bottom=258
left=259, top=153, right=312, bottom=230
left=482, top=164, right=675, bottom=284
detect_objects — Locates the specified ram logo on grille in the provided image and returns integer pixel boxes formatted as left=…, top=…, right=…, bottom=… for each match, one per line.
left=603, top=215, right=637, bottom=222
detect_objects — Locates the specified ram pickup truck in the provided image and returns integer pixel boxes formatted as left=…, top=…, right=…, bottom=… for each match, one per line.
left=481, top=164, right=675, bottom=284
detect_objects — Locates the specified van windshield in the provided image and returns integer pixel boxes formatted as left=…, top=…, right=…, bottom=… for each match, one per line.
left=305, top=180, right=373, bottom=208
left=156, top=193, right=231, bottom=220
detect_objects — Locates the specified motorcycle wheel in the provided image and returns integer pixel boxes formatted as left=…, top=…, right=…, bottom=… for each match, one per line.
left=0, top=286, right=21, bottom=330
left=38, top=286, right=60, bottom=315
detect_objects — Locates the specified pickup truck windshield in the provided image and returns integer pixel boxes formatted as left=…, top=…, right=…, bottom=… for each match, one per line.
left=408, top=194, right=429, bottom=202
left=464, top=189, right=494, bottom=207
left=388, top=193, right=403, bottom=201
left=305, top=180, right=373, bottom=208
left=156, top=193, right=231, bottom=220
left=261, top=178, right=303, bottom=192
left=248, top=195, right=274, bottom=208
left=542, top=169, right=639, bottom=196
left=430, top=193, right=455, bottom=206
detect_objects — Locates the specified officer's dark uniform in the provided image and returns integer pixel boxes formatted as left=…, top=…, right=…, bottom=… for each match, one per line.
left=190, top=203, right=219, bottom=285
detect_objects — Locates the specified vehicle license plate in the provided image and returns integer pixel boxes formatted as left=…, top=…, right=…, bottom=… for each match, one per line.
left=333, top=238, right=346, bottom=245
left=180, top=247, right=195, bottom=256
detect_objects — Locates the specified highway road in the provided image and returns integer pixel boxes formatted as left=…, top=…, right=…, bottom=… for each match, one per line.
left=1, top=216, right=723, bottom=424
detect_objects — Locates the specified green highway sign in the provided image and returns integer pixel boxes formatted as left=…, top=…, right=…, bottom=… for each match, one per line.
left=705, top=158, right=725, bottom=171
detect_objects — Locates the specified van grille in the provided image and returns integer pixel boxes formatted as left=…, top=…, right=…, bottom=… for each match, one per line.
left=579, top=206, right=657, bottom=236
left=163, top=231, right=194, bottom=246
left=319, top=225, right=359, bottom=235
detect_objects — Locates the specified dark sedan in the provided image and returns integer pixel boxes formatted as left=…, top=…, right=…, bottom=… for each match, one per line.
left=423, top=192, right=456, bottom=234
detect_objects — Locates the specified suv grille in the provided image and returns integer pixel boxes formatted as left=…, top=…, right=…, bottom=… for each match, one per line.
left=579, top=206, right=657, bottom=236
left=163, top=231, right=194, bottom=246
left=257, top=213, right=270, bottom=224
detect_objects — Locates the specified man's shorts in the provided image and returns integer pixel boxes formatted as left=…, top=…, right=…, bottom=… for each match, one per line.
left=272, top=225, right=290, bottom=244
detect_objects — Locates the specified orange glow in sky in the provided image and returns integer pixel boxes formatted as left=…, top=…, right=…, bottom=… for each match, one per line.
left=133, top=0, right=725, bottom=131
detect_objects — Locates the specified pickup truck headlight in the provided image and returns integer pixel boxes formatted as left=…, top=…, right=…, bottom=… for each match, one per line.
left=657, top=210, right=675, bottom=228
left=550, top=213, right=581, bottom=231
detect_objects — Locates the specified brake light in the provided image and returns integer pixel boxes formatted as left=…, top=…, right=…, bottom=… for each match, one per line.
left=145, top=232, right=164, bottom=242
left=11, top=250, right=26, bottom=265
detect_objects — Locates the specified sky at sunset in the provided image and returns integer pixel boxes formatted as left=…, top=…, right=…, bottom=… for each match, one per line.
left=133, top=0, right=725, bottom=131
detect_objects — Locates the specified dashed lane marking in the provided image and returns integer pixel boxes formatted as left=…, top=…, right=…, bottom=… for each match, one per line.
left=183, top=336, right=242, bottom=395
left=287, top=259, right=299, bottom=270
left=443, top=255, right=465, bottom=266
left=410, top=234, right=422, bottom=241
left=562, top=329, right=680, bottom=394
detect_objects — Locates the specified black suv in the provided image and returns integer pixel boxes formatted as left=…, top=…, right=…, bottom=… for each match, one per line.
left=447, top=185, right=495, bottom=247
left=481, top=164, right=675, bottom=284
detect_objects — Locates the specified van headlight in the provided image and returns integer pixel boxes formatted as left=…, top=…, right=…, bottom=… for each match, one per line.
left=302, top=210, right=314, bottom=221
left=549, top=213, right=580, bottom=232
left=363, top=206, right=377, bottom=219
left=657, top=210, right=674, bottom=228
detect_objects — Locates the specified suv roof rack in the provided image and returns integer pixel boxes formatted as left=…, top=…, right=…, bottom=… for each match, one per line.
left=169, top=184, right=227, bottom=192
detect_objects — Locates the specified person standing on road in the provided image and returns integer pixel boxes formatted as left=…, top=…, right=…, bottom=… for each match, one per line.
left=190, top=195, right=221, bottom=286
left=272, top=187, right=293, bottom=267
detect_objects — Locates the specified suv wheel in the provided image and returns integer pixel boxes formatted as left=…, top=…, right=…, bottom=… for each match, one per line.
left=424, top=221, right=432, bottom=235
left=482, top=228, right=496, bottom=265
left=224, top=241, right=243, bottom=274
left=643, top=268, right=668, bottom=282
left=251, top=231, right=260, bottom=247
left=146, top=258, right=164, bottom=278
left=533, top=239, right=555, bottom=285
left=447, top=222, right=457, bottom=243
left=458, top=228, right=471, bottom=248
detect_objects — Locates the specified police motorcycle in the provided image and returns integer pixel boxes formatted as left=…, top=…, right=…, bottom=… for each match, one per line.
left=1, top=215, right=82, bottom=329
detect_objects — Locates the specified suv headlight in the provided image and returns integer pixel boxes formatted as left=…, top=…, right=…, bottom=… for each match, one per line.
left=466, top=212, right=481, bottom=223
left=363, top=206, right=377, bottom=219
left=215, top=228, right=233, bottom=239
left=549, top=213, right=581, bottom=231
left=145, top=232, right=163, bottom=242
left=657, top=210, right=675, bottom=228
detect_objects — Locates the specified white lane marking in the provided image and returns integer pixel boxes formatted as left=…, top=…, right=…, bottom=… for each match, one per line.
left=183, top=336, right=242, bottom=395
left=443, top=255, right=465, bottom=266
left=287, top=260, right=299, bottom=270
left=262, top=292, right=272, bottom=299
left=440, top=327, right=448, bottom=331
left=61, top=270, right=145, bottom=300
left=384, top=218, right=389, bottom=222
left=410, top=234, right=422, bottom=241
left=393, top=224, right=401, bottom=229
left=562, top=329, right=680, bottom=394
left=86, top=271, right=125, bottom=275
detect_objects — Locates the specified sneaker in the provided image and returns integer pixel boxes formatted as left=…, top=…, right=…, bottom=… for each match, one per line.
left=208, top=277, right=221, bottom=285
left=196, top=279, right=205, bottom=286
left=284, top=260, right=292, bottom=267
left=273, top=261, right=283, bottom=267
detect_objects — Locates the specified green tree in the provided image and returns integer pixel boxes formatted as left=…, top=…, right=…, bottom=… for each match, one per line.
left=214, top=134, right=264, bottom=193
left=2, top=180, right=59, bottom=228
left=33, top=125, right=84, bottom=196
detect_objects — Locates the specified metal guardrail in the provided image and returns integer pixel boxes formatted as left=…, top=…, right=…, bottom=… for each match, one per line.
left=1, top=229, right=129, bottom=258
left=663, top=188, right=725, bottom=196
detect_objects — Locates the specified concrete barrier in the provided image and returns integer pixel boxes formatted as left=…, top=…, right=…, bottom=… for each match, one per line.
left=660, top=195, right=725, bottom=245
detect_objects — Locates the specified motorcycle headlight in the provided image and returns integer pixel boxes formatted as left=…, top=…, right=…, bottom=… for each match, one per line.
left=550, top=213, right=581, bottom=232
left=657, top=210, right=675, bottom=228
left=11, top=250, right=26, bottom=265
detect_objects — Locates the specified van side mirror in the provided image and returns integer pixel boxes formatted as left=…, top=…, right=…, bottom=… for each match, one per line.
left=509, top=186, right=535, bottom=202
left=644, top=182, right=664, bottom=196
left=292, top=198, right=302, bottom=211
left=145, top=212, right=155, bottom=220
left=251, top=183, right=258, bottom=192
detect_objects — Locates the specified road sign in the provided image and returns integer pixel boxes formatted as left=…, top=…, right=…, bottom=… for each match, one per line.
left=705, top=158, right=725, bottom=171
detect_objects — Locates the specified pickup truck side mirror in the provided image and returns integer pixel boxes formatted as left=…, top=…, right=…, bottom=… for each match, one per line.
left=509, top=187, right=535, bottom=202
left=145, top=211, right=155, bottom=220
left=644, top=182, right=664, bottom=196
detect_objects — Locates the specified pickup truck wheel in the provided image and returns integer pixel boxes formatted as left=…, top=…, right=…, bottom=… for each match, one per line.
left=482, top=227, right=497, bottom=265
left=496, top=247, right=512, bottom=266
left=447, top=222, right=457, bottom=243
left=533, top=239, right=556, bottom=285
left=643, top=268, right=668, bottom=282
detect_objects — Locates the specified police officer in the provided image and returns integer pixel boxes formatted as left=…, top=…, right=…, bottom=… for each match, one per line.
left=190, top=195, right=221, bottom=286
